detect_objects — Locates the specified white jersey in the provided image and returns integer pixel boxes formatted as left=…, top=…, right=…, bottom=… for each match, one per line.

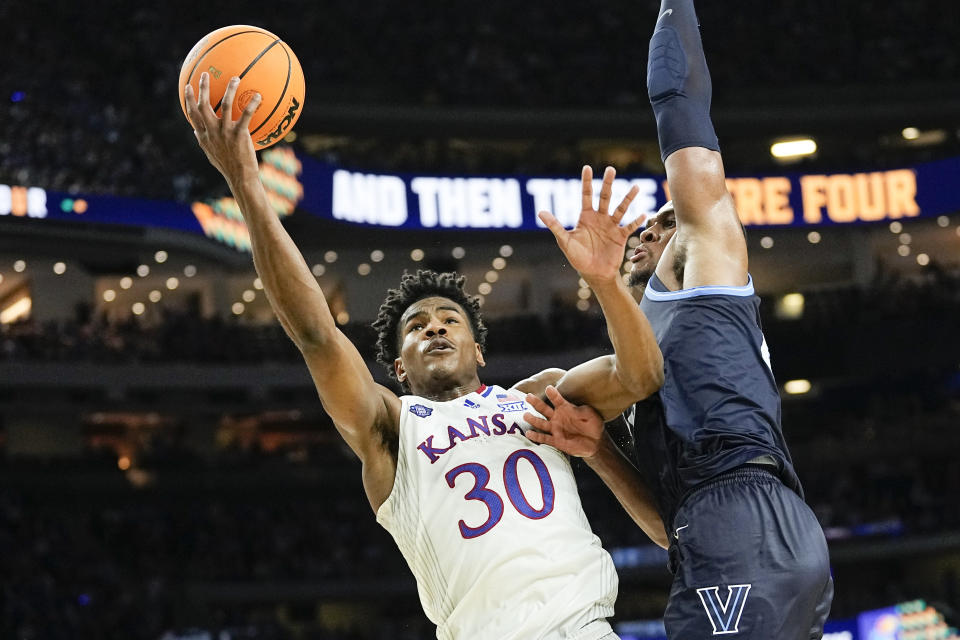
left=377, top=384, right=618, bottom=640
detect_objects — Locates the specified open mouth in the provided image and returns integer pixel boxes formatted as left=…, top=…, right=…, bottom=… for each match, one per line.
left=630, top=247, right=648, bottom=263
left=426, top=338, right=454, bottom=354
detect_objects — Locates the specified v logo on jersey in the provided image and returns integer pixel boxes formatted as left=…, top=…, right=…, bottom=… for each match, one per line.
left=696, top=584, right=751, bottom=635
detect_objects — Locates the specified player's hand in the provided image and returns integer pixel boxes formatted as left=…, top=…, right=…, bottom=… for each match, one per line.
left=184, top=73, right=261, bottom=185
left=524, top=385, right=605, bottom=459
left=538, top=166, right=646, bottom=285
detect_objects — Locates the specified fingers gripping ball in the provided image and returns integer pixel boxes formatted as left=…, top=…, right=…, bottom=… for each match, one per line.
left=179, top=25, right=305, bottom=149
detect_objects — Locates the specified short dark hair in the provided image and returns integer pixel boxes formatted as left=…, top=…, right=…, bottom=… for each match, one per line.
left=373, top=270, right=488, bottom=381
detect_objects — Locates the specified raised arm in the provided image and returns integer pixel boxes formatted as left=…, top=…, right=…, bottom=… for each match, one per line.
left=525, top=387, right=667, bottom=548
left=649, top=0, right=747, bottom=288
left=185, top=74, right=400, bottom=510
left=537, top=166, right=663, bottom=420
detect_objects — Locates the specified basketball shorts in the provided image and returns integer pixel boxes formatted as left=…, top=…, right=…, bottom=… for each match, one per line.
left=663, top=466, right=833, bottom=639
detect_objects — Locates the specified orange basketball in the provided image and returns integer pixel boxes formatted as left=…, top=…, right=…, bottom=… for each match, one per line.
left=179, top=25, right=305, bottom=149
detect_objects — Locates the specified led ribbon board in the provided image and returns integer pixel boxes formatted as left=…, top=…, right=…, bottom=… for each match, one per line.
left=303, top=156, right=946, bottom=230
left=3, top=154, right=958, bottom=252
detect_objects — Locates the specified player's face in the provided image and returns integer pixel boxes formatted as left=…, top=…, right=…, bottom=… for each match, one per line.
left=395, top=296, right=484, bottom=394
left=628, top=204, right=677, bottom=287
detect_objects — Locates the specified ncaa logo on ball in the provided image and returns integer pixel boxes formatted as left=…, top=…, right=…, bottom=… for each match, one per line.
left=237, top=89, right=260, bottom=112
left=256, top=96, right=301, bottom=147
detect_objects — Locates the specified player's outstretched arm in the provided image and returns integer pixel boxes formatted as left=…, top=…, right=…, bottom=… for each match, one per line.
left=538, top=166, right=663, bottom=419
left=525, top=387, right=667, bottom=548
left=648, top=0, right=746, bottom=288
left=185, top=73, right=400, bottom=510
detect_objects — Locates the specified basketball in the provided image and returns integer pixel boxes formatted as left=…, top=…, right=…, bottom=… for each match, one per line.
left=179, top=25, right=305, bottom=149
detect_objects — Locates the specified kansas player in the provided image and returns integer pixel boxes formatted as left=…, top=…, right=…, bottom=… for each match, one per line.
left=185, top=71, right=664, bottom=640
left=524, top=1, right=834, bottom=638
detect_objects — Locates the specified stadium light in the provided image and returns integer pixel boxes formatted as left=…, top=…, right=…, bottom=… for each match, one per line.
left=770, top=138, right=817, bottom=159
left=784, top=379, right=811, bottom=395
left=901, top=127, right=947, bottom=145
left=0, top=295, right=31, bottom=324
left=775, top=293, right=804, bottom=320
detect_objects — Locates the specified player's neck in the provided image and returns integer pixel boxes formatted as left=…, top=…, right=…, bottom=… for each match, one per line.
left=411, top=376, right=483, bottom=403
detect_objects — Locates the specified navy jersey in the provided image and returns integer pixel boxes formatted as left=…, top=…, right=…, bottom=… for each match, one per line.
left=628, top=273, right=803, bottom=527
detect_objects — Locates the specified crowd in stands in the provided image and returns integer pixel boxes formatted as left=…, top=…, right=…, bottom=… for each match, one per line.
left=3, top=1, right=959, bottom=201
left=3, top=266, right=959, bottom=382
left=1, top=392, right=959, bottom=638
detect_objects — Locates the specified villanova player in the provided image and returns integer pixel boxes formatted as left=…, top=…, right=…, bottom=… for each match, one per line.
left=525, top=1, right=834, bottom=638
left=185, top=72, right=664, bottom=640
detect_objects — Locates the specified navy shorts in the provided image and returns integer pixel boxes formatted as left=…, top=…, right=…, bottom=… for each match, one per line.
left=663, top=466, right=833, bottom=639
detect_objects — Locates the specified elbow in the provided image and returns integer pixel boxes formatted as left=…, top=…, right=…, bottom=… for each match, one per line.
left=295, top=328, right=335, bottom=352
left=286, top=319, right=338, bottom=353
left=618, top=353, right=665, bottom=401
left=646, top=356, right=665, bottom=394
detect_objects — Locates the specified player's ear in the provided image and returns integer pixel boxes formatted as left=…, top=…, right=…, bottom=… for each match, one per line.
left=475, top=344, right=485, bottom=368
left=394, top=357, right=407, bottom=382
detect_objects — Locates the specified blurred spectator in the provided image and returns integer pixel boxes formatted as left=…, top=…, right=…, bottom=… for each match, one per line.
left=2, top=1, right=959, bottom=199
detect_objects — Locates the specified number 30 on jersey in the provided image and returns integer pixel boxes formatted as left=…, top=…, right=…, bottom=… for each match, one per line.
left=445, top=449, right=555, bottom=539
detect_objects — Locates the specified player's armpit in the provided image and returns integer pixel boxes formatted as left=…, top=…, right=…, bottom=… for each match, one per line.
left=301, top=334, right=401, bottom=461
left=303, top=335, right=401, bottom=513
left=663, top=148, right=749, bottom=289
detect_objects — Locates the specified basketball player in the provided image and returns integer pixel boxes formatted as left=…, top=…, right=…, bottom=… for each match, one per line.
left=523, top=1, right=834, bottom=638
left=184, top=72, right=666, bottom=639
